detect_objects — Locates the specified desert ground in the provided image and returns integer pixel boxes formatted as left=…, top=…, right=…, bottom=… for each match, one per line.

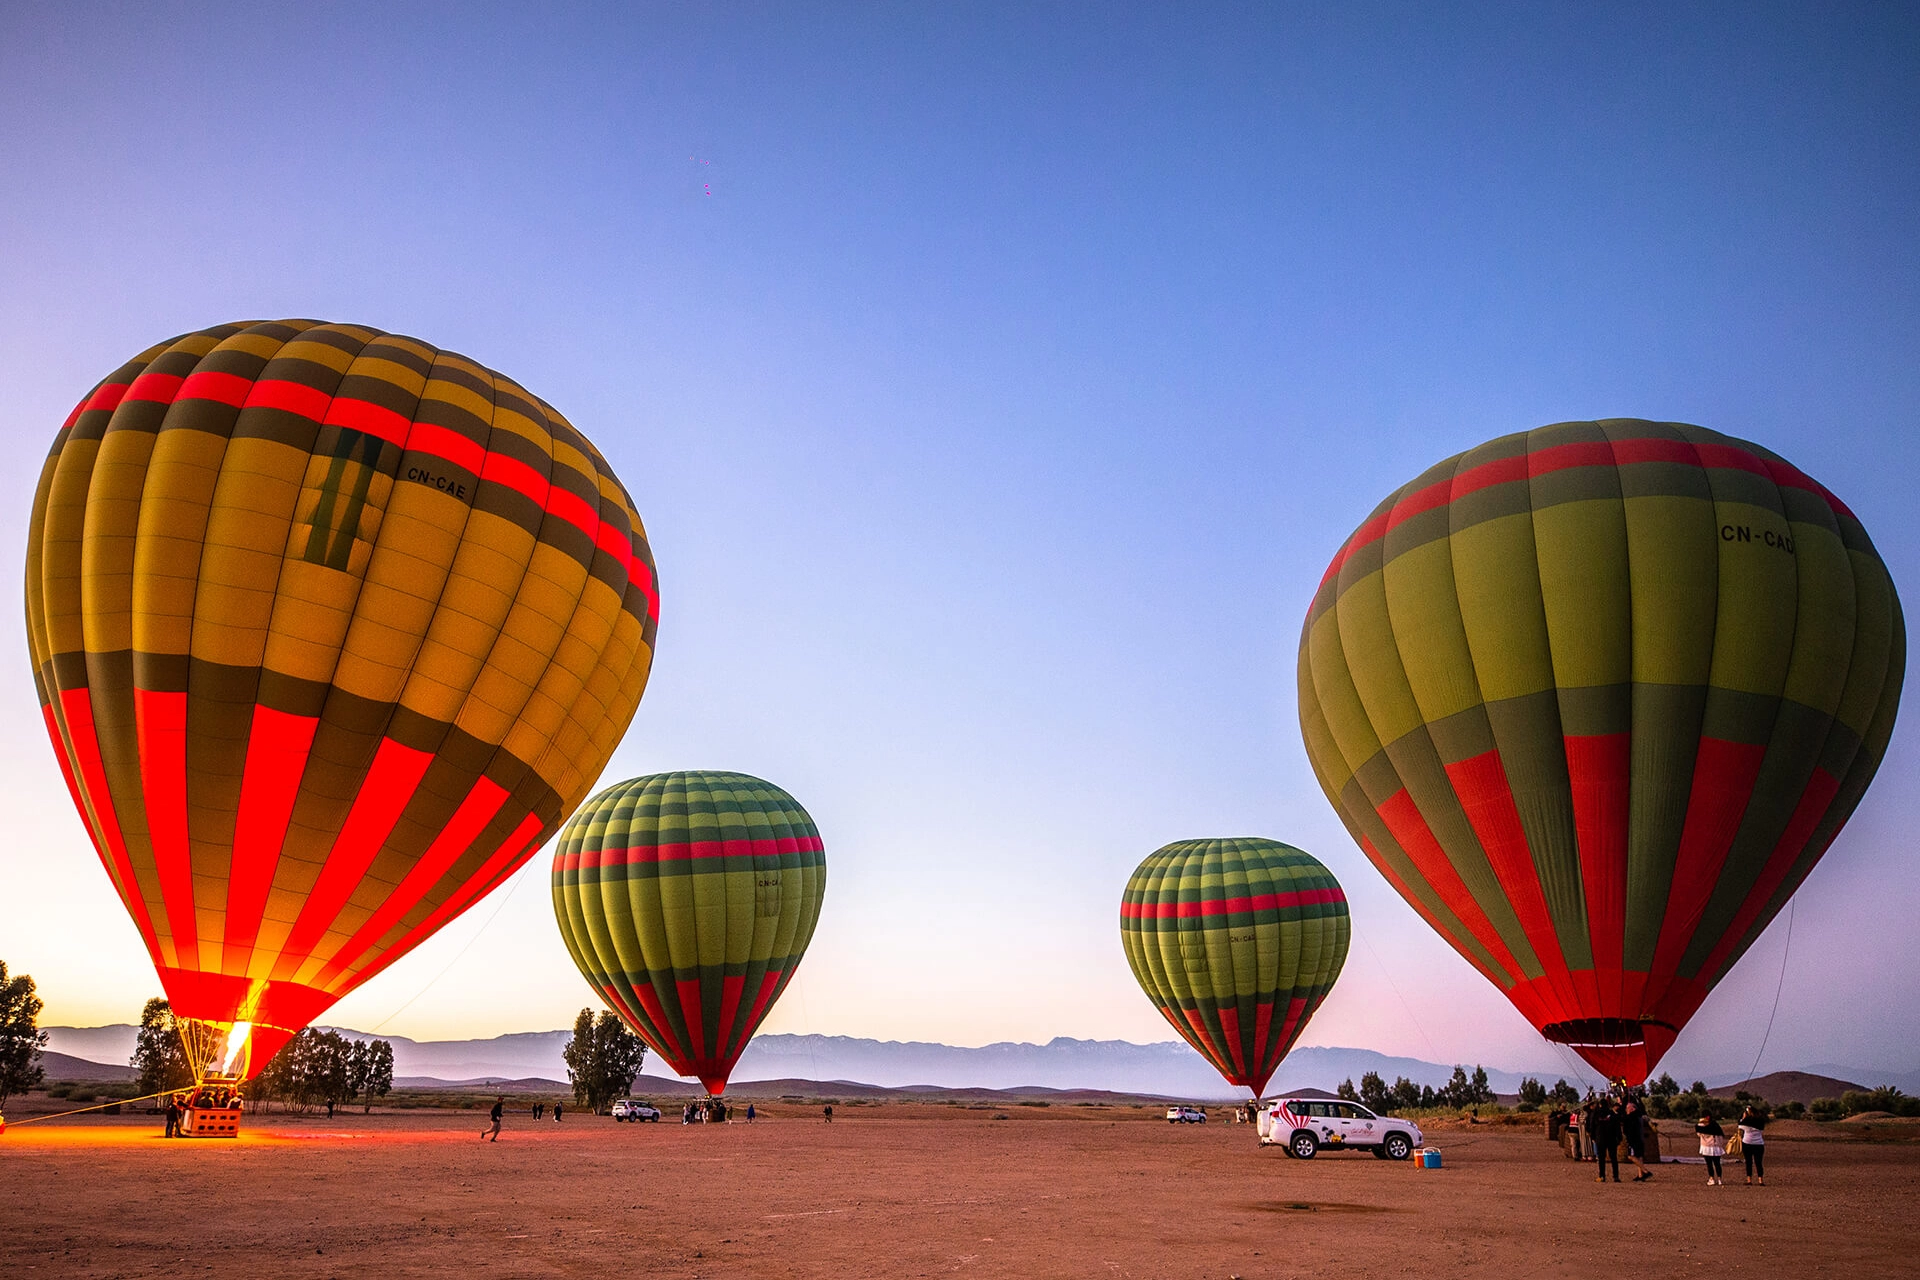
left=3, top=1102, right=1914, bottom=1279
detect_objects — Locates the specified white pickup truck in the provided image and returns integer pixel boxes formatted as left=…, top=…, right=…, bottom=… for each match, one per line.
left=1258, top=1097, right=1421, bottom=1160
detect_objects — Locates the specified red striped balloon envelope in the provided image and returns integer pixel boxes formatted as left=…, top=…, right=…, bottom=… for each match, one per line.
left=26, top=321, right=658, bottom=1080
left=1298, top=421, right=1903, bottom=1083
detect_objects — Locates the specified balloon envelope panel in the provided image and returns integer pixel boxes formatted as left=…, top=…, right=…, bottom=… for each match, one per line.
left=1121, top=838, right=1349, bottom=1097
left=1297, top=420, right=1903, bottom=1082
left=552, top=771, right=826, bottom=1095
left=26, top=321, right=659, bottom=1073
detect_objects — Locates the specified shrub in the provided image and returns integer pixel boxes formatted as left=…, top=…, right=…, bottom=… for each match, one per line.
left=1810, top=1097, right=1843, bottom=1121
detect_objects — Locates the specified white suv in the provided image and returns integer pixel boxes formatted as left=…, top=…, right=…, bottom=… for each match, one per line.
left=611, top=1099, right=661, bottom=1122
left=1259, top=1098, right=1421, bottom=1160
left=1165, top=1106, right=1207, bottom=1124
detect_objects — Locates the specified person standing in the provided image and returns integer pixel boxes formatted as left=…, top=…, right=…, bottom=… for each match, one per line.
left=823, top=1104, right=833, bottom=1123
left=1697, top=1113, right=1727, bottom=1186
left=553, top=1101, right=564, bottom=1123
left=1590, top=1099, right=1622, bottom=1183
left=1738, top=1105, right=1767, bottom=1184
left=484, top=1095, right=504, bottom=1142
left=164, top=1094, right=181, bottom=1139
left=1566, top=1104, right=1583, bottom=1161
left=746, top=1103, right=756, bottom=1123
left=1623, top=1094, right=1652, bottom=1181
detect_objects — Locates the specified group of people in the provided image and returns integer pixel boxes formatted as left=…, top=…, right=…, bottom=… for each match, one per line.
left=1557, top=1091, right=1657, bottom=1182
left=684, top=1098, right=750, bottom=1123
left=1695, top=1106, right=1768, bottom=1186
left=1555, top=1088, right=1772, bottom=1187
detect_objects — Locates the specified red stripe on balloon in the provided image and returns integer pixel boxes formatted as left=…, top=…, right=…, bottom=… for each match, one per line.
left=56, top=688, right=161, bottom=960
left=1119, top=886, right=1346, bottom=919
left=1356, top=834, right=1509, bottom=990
left=324, top=395, right=412, bottom=446
left=315, top=776, right=510, bottom=987
left=631, top=980, right=688, bottom=1066
left=676, top=978, right=707, bottom=1063
left=1698, top=766, right=1844, bottom=982
left=246, top=377, right=334, bottom=422
left=1373, top=789, right=1528, bottom=985
left=561, top=834, right=825, bottom=870
left=1564, top=733, right=1630, bottom=975
left=278, top=736, right=436, bottom=968
left=223, top=706, right=321, bottom=972
left=738, top=969, right=784, bottom=1049
left=1316, top=431, right=1852, bottom=595
left=84, top=382, right=130, bottom=415
left=178, top=370, right=254, bottom=406
left=125, top=371, right=185, bottom=404
left=1649, top=737, right=1768, bottom=982
left=1216, top=1004, right=1246, bottom=1081
left=133, top=688, right=197, bottom=971
left=346, top=810, right=546, bottom=990
left=716, top=974, right=746, bottom=1059
left=1443, top=749, right=1579, bottom=1026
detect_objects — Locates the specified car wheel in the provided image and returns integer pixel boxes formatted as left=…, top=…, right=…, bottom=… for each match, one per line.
left=1383, top=1132, right=1412, bottom=1161
left=1289, top=1131, right=1318, bottom=1160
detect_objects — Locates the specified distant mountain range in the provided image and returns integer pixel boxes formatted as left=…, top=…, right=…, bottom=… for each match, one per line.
left=40, top=1025, right=1920, bottom=1100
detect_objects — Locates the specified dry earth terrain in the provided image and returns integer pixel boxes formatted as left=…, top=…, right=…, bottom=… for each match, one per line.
left=3, top=1102, right=1914, bottom=1278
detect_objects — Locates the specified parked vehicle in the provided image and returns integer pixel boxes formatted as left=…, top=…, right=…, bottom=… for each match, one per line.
left=1258, top=1097, right=1420, bottom=1160
left=1166, top=1106, right=1207, bottom=1124
left=611, top=1099, right=661, bottom=1122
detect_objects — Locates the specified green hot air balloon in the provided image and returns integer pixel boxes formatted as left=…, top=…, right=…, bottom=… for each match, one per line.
left=1299, top=420, right=1904, bottom=1084
left=552, top=771, right=825, bottom=1094
left=1121, top=839, right=1350, bottom=1098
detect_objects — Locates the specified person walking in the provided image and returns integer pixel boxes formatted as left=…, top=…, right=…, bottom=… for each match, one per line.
left=1623, top=1094, right=1652, bottom=1181
left=484, top=1095, right=504, bottom=1142
left=1738, top=1105, right=1767, bottom=1184
left=1590, top=1099, right=1622, bottom=1182
left=1697, top=1113, right=1727, bottom=1185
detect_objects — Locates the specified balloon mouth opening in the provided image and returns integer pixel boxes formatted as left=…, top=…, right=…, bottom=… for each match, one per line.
left=1542, top=1018, right=1676, bottom=1049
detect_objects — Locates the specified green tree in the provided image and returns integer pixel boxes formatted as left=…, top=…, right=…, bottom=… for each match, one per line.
left=1548, top=1078, right=1579, bottom=1107
left=1358, top=1070, right=1389, bottom=1111
left=0, top=960, right=49, bottom=1108
left=1336, top=1077, right=1358, bottom=1103
left=1469, top=1065, right=1495, bottom=1105
left=363, top=1040, right=393, bottom=1112
left=1391, top=1076, right=1422, bottom=1112
left=563, top=1009, right=649, bottom=1113
left=346, top=1040, right=370, bottom=1105
left=1419, top=1084, right=1437, bottom=1108
left=306, top=1030, right=352, bottom=1113
left=1518, top=1077, right=1547, bottom=1107
left=1650, top=1072, right=1680, bottom=1098
left=131, top=998, right=193, bottom=1096
left=1438, top=1066, right=1470, bottom=1108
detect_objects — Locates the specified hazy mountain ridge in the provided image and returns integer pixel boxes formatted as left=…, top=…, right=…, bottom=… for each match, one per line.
left=44, top=1025, right=1916, bottom=1099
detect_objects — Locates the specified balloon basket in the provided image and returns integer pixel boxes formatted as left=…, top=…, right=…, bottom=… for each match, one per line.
left=180, top=1075, right=243, bottom=1138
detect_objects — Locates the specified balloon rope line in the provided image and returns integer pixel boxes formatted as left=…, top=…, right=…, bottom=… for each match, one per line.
left=1549, top=1040, right=1594, bottom=1093
left=364, top=858, right=537, bottom=1034
left=7, top=1088, right=175, bottom=1126
left=1737, top=900, right=1795, bottom=1092
left=1353, top=922, right=1442, bottom=1064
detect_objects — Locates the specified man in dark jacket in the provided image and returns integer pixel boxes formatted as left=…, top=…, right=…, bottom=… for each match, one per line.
left=1623, top=1095, right=1653, bottom=1181
left=1589, top=1100, right=1622, bottom=1182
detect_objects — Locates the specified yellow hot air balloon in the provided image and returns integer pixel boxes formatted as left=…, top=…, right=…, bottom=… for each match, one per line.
left=26, top=320, right=659, bottom=1080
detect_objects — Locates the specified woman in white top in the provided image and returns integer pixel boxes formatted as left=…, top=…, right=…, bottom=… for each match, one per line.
left=1695, top=1114, right=1727, bottom=1185
left=1738, top=1106, right=1767, bottom=1184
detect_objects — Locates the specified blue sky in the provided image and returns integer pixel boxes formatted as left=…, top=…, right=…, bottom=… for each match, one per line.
left=1, top=4, right=1915, bottom=1084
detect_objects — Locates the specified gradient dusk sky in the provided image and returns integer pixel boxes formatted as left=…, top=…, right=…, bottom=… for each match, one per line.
left=2, top=4, right=1915, bottom=1085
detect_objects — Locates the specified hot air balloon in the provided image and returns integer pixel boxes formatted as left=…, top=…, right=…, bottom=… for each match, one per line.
left=1298, top=420, right=1904, bottom=1083
left=25, top=320, right=659, bottom=1085
left=552, top=771, right=825, bottom=1095
left=1120, top=838, right=1349, bottom=1098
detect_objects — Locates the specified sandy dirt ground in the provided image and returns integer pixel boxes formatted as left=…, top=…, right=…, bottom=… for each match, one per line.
left=3, top=1103, right=1914, bottom=1278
